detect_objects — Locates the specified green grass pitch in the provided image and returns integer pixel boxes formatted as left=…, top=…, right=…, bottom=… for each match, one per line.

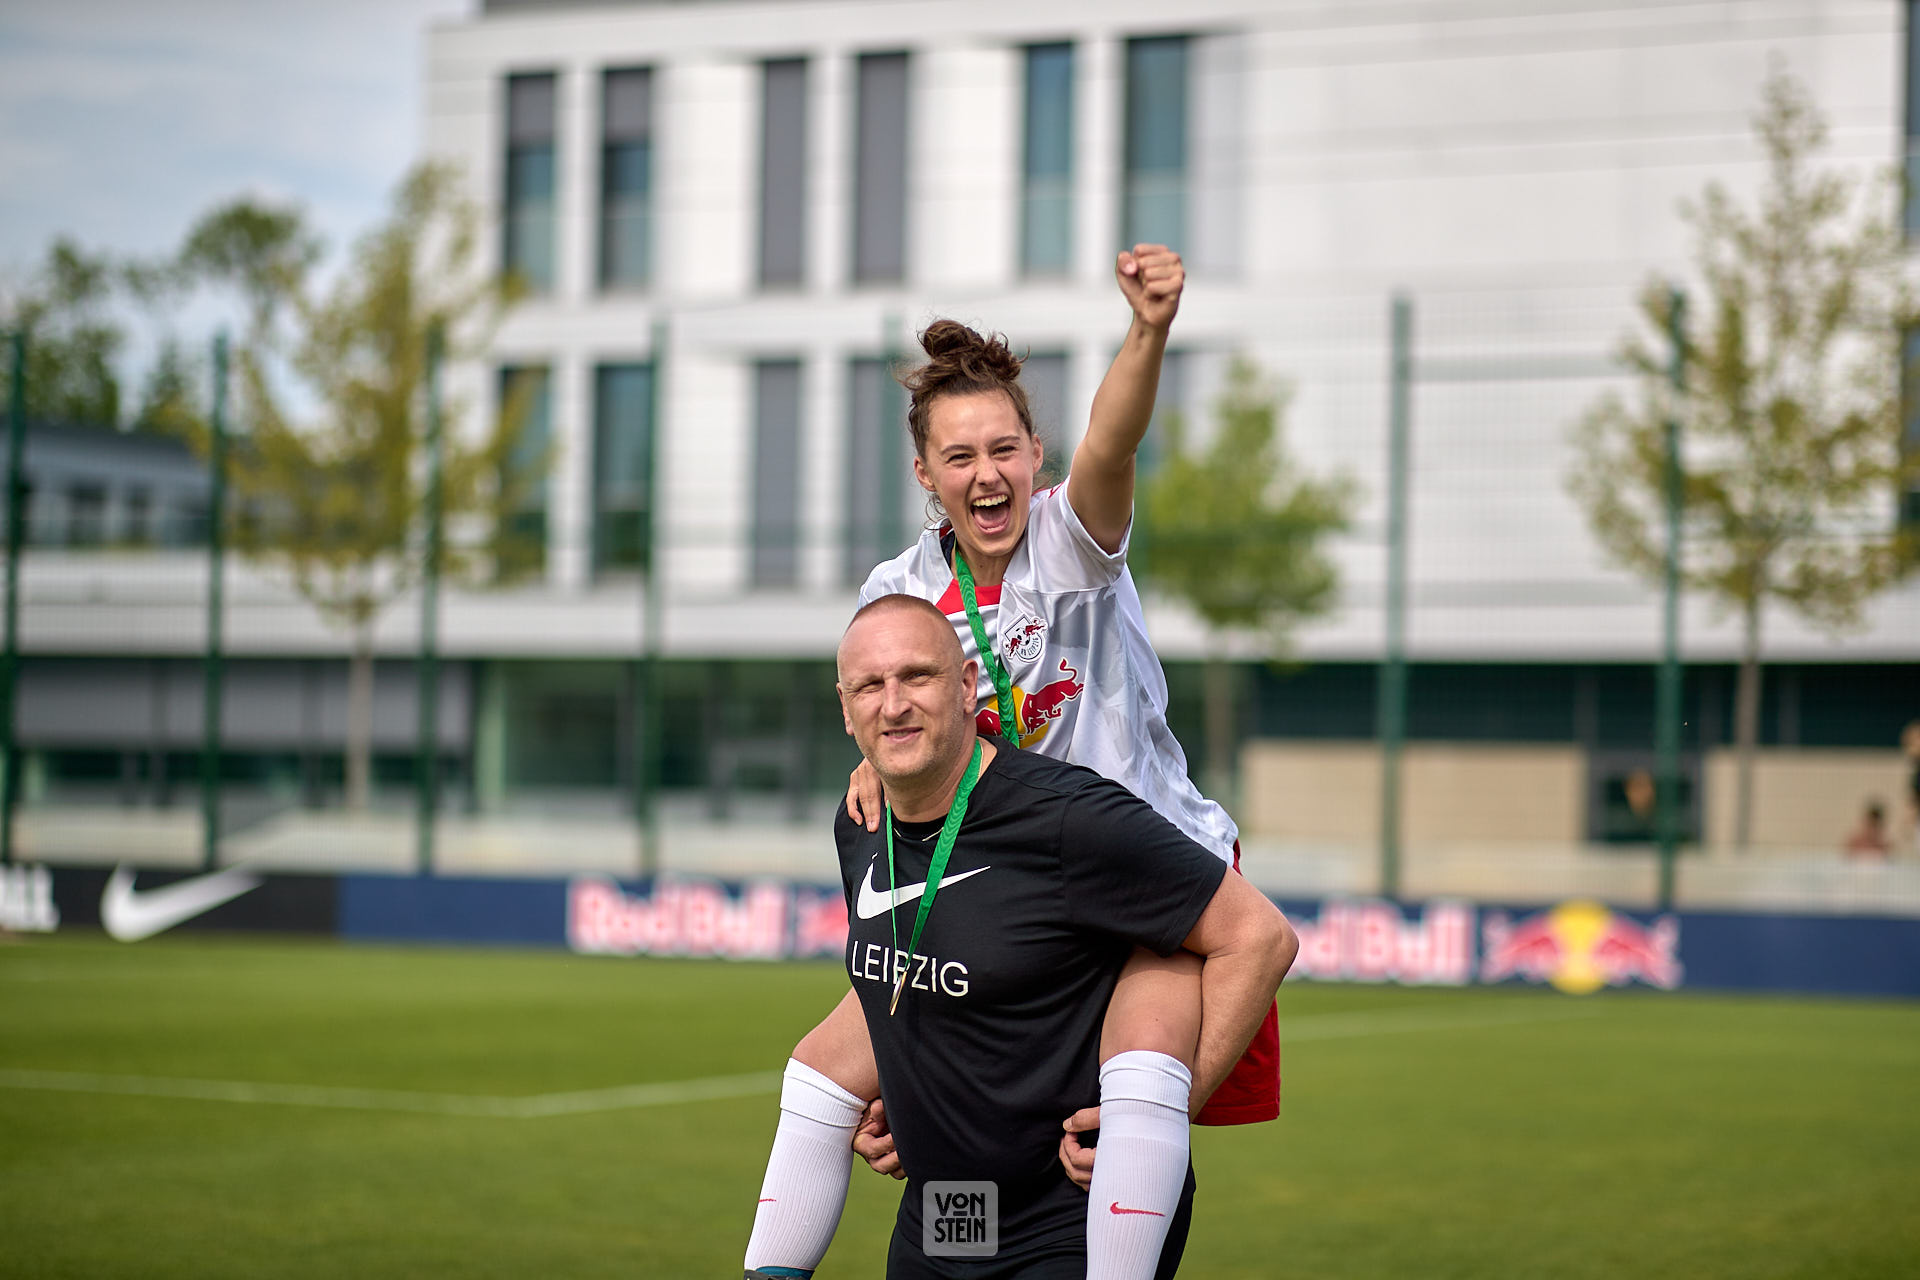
left=2, top=933, right=1916, bottom=1278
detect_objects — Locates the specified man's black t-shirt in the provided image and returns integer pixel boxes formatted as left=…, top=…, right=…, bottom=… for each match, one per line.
left=836, top=741, right=1228, bottom=1263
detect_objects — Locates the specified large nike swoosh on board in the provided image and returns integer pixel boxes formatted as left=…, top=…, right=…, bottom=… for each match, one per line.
left=100, top=864, right=265, bottom=943
left=855, top=861, right=991, bottom=921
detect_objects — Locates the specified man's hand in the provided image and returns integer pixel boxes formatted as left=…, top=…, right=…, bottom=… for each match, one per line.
left=854, top=1098, right=904, bottom=1179
left=1115, top=245, right=1184, bottom=334
left=1056, top=1106, right=1099, bottom=1191
left=845, top=758, right=883, bottom=833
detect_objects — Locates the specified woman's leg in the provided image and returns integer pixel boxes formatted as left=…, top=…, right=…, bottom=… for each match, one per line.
left=794, top=987, right=882, bottom=1098
left=1100, top=947, right=1203, bottom=1069
left=1086, top=948, right=1202, bottom=1280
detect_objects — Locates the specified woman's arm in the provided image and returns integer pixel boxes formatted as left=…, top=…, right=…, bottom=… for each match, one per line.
left=1065, top=244, right=1186, bottom=553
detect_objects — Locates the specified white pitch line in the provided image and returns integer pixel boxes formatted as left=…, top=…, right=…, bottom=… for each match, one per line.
left=1280, top=999, right=1602, bottom=1042
left=0, top=1067, right=784, bottom=1119
left=0, top=1001, right=1594, bottom=1119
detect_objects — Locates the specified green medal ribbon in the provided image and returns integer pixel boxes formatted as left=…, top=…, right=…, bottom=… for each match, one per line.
left=884, top=738, right=984, bottom=1015
left=952, top=548, right=1020, bottom=746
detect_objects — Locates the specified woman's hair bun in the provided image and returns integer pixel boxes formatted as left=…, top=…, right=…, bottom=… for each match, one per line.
left=899, top=318, right=1036, bottom=461
left=917, top=320, right=1023, bottom=383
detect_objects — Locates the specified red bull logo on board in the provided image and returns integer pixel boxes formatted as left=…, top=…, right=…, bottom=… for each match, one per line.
left=567, top=877, right=848, bottom=960
left=1479, top=900, right=1682, bottom=994
left=1288, top=899, right=1476, bottom=985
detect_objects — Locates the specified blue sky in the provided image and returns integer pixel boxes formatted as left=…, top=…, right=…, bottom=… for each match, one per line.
left=0, top=0, right=469, bottom=282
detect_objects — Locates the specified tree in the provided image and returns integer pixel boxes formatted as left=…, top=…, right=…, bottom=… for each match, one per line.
left=131, top=337, right=203, bottom=437
left=180, top=163, right=539, bottom=810
left=0, top=238, right=127, bottom=427
left=1136, top=357, right=1355, bottom=802
left=176, top=198, right=323, bottom=350
left=1569, top=63, right=1918, bottom=850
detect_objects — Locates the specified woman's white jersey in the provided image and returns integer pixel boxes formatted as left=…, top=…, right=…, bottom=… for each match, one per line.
left=858, top=485, right=1238, bottom=865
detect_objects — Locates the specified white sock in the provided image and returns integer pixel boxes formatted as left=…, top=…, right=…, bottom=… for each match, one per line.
left=1085, top=1050, right=1192, bottom=1280
left=744, top=1059, right=865, bottom=1276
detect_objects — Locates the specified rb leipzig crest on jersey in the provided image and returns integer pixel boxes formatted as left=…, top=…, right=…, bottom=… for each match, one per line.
left=1004, top=614, right=1047, bottom=663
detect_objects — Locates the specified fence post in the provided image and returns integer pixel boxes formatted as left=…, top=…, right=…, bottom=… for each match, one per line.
left=1377, top=294, right=1412, bottom=899
left=636, top=318, right=667, bottom=877
left=1, top=330, right=26, bottom=866
left=1656, top=289, right=1688, bottom=909
left=202, top=332, right=228, bottom=871
left=416, top=324, right=444, bottom=877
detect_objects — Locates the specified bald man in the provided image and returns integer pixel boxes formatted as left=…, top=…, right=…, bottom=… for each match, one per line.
left=744, top=594, right=1296, bottom=1279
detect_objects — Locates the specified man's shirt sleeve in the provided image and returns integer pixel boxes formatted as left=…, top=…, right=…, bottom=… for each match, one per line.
left=833, top=809, right=862, bottom=908
left=1057, top=773, right=1229, bottom=956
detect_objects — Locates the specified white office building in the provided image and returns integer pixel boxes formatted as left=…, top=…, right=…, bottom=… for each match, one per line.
left=13, top=0, right=1917, bottom=854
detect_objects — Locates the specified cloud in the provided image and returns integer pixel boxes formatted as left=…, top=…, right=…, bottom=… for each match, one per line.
left=0, top=0, right=469, bottom=267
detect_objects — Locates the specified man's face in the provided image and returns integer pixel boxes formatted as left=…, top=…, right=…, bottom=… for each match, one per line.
left=837, top=606, right=979, bottom=791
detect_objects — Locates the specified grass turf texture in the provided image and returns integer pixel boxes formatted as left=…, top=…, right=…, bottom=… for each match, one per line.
left=1, top=934, right=1915, bottom=1279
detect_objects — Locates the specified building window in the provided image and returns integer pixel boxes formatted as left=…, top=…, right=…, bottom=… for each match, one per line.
left=1021, top=351, right=1070, bottom=484
left=1123, top=36, right=1188, bottom=251
left=1021, top=44, right=1074, bottom=276
left=122, top=486, right=152, bottom=547
left=1904, top=328, right=1920, bottom=528
left=1907, top=2, right=1920, bottom=237
left=751, top=360, right=803, bottom=587
left=1138, top=348, right=1187, bottom=475
left=66, top=482, right=106, bottom=547
left=503, top=73, right=558, bottom=293
left=760, top=59, right=809, bottom=288
left=168, top=493, right=206, bottom=549
left=498, top=365, right=551, bottom=576
left=594, top=363, right=654, bottom=572
left=600, top=69, right=653, bottom=290
left=853, top=52, right=910, bottom=284
left=843, top=356, right=911, bottom=584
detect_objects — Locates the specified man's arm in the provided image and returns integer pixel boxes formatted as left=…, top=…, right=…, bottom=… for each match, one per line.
left=1064, top=867, right=1296, bottom=1184
left=1064, top=245, right=1185, bottom=553
left=1180, top=871, right=1298, bottom=1114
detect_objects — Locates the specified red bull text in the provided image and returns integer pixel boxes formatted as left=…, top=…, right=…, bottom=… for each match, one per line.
left=567, top=877, right=848, bottom=960
left=1289, top=899, right=1476, bottom=985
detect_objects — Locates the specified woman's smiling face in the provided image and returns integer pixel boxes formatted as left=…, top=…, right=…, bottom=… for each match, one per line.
left=913, top=390, right=1045, bottom=566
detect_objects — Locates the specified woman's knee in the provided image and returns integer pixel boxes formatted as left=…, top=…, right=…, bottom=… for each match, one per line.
left=1101, top=947, right=1203, bottom=1066
left=792, top=991, right=880, bottom=1098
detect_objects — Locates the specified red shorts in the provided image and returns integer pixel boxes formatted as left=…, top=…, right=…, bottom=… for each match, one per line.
left=1194, top=841, right=1281, bottom=1127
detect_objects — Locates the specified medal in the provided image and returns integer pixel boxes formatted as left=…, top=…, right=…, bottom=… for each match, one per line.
left=885, top=739, right=984, bottom=1016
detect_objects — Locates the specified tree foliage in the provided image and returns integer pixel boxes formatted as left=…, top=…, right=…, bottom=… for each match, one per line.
left=1568, top=63, right=1917, bottom=847
left=0, top=238, right=126, bottom=426
left=177, top=198, right=324, bottom=349
left=1136, top=357, right=1354, bottom=801
left=184, top=162, right=539, bottom=633
left=167, top=162, right=540, bottom=807
left=1571, top=66, right=1916, bottom=625
left=1137, top=357, right=1354, bottom=646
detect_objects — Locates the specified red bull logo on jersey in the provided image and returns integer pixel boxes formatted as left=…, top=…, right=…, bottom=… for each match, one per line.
left=1011, top=659, right=1084, bottom=749
left=1480, top=900, right=1682, bottom=994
